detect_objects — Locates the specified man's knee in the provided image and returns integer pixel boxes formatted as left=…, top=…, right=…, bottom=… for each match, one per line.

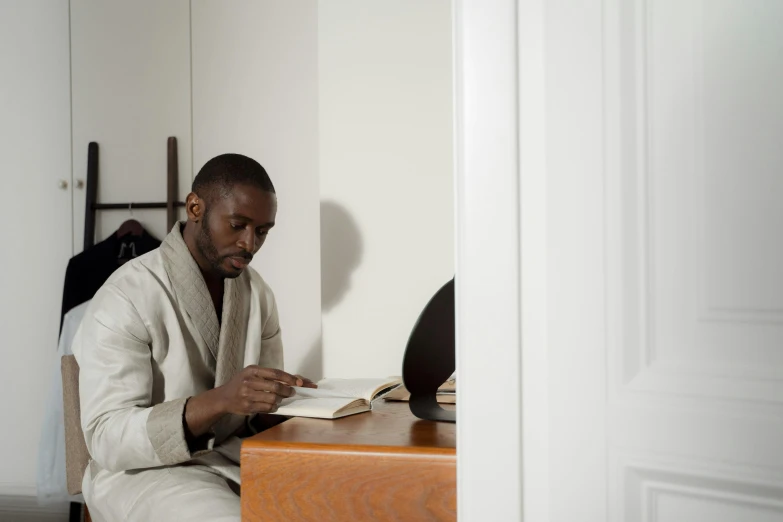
left=89, top=466, right=240, bottom=522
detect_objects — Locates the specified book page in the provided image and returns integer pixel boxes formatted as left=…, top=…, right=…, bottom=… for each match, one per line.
left=275, top=396, right=367, bottom=419
left=287, top=386, right=354, bottom=400
left=317, top=377, right=402, bottom=402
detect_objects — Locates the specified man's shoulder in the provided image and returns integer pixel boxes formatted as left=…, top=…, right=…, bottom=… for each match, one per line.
left=102, top=248, right=168, bottom=294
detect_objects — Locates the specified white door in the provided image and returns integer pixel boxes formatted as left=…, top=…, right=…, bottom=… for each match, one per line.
left=0, top=0, right=72, bottom=496
left=455, top=0, right=783, bottom=520
left=548, top=0, right=783, bottom=520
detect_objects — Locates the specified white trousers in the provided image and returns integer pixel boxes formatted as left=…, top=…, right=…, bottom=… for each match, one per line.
left=84, top=458, right=241, bottom=522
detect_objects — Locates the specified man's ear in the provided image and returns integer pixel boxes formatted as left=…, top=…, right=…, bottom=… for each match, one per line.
left=185, top=192, right=203, bottom=222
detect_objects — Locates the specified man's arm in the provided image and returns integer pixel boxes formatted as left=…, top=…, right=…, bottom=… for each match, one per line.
left=75, top=284, right=301, bottom=472
left=75, top=284, right=174, bottom=472
left=224, top=273, right=317, bottom=437
left=183, top=367, right=303, bottom=438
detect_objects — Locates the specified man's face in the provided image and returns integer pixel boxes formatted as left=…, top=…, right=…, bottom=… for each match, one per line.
left=195, top=184, right=277, bottom=279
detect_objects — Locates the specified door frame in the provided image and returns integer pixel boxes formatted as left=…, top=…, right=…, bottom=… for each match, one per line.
left=454, top=0, right=549, bottom=520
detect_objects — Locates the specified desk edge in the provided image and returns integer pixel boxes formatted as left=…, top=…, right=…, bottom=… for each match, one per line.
left=241, top=440, right=456, bottom=459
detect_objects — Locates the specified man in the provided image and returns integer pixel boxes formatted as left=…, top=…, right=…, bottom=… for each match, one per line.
left=72, top=154, right=315, bottom=521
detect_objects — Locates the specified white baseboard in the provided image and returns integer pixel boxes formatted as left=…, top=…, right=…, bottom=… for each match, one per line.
left=0, top=482, right=37, bottom=497
left=0, top=496, right=69, bottom=522
left=0, top=483, right=70, bottom=522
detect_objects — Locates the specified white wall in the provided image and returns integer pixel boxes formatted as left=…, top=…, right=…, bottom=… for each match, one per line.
left=191, top=0, right=322, bottom=378
left=0, top=0, right=72, bottom=499
left=319, top=0, right=454, bottom=379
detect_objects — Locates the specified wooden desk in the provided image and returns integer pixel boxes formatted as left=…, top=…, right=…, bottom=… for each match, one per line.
left=241, top=401, right=456, bottom=522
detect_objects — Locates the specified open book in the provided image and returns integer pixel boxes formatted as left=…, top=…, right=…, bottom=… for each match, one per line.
left=274, top=377, right=402, bottom=419
left=384, top=377, right=456, bottom=404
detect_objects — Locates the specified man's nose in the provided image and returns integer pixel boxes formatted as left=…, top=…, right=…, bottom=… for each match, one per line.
left=237, top=229, right=256, bottom=253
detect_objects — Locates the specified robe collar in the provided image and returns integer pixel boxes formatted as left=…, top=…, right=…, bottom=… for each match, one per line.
left=160, top=222, right=246, bottom=387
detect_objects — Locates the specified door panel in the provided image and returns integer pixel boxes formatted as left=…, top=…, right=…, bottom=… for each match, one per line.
left=0, top=0, right=72, bottom=491
left=602, top=0, right=783, bottom=520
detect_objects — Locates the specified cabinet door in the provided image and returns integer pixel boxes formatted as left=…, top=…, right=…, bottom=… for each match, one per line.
left=0, top=0, right=72, bottom=492
left=70, top=0, right=192, bottom=249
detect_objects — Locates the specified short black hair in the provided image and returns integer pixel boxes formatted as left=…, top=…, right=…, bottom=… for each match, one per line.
left=192, top=153, right=275, bottom=204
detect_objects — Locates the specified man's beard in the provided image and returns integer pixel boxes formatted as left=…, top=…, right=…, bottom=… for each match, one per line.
left=195, top=212, right=244, bottom=279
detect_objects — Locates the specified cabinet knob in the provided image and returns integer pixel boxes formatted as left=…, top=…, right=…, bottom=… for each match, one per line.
left=58, top=179, right=68, bottom=190
left=76, top=179, right=85, bottom=189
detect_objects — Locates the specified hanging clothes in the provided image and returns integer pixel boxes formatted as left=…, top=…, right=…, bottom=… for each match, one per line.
left=60, top=229, right=160, bottom=331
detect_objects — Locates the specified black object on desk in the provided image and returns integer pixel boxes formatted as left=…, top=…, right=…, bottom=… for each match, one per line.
left=402, top=277, right=456, bottom=423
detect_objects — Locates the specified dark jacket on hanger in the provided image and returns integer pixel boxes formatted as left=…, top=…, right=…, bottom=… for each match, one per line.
left=60, top=231, right=161, bottom=332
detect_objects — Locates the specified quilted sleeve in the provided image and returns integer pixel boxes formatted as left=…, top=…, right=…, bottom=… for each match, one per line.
left=74, top=283, right=213, bottom=472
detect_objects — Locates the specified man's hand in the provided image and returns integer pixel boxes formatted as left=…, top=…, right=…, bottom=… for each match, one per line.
left=184, top=366, right=299, bottom=438
left=295, top=375, right=318, bottom=389
left=217, top=366, right=298, bottom=416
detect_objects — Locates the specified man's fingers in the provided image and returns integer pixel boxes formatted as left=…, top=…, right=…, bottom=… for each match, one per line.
left=243, top=390, right=288, bottom=414
left=295, top=375, right=318, bottom=389
left=245, top=390, right=277, bottom=404
left=248, top=400, right=278, bottom=414
left=244, top=379, right=295, bottom=398
left=245, top=366, right=299, bottom=386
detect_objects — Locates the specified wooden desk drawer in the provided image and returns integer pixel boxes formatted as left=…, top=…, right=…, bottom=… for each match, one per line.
left=242, top=443, right=456, bottom=521
left=241, top=402, right=457, bottom=521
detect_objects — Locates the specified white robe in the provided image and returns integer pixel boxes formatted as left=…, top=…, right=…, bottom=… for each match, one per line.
left=72, top=223, right=284, bottom=522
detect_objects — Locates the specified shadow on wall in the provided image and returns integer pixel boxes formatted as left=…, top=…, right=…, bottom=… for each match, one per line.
left=297, top=200, right=363, bottom=380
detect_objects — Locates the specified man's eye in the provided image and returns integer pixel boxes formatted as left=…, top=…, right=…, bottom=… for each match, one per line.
left=256, top=229, right=269, bottom=237
left=230, top=223, right=243, bottom=230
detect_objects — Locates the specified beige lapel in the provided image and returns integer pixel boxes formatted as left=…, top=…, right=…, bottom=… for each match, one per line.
left=161, top=223, right=252, bottom=444
left=211, top=271, right=251, bottom=444
left=160, top=223, right=220, bottom=359
left=214, top=272, right=250, bottom=387
left=161, top=223, right=250, bottom=387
